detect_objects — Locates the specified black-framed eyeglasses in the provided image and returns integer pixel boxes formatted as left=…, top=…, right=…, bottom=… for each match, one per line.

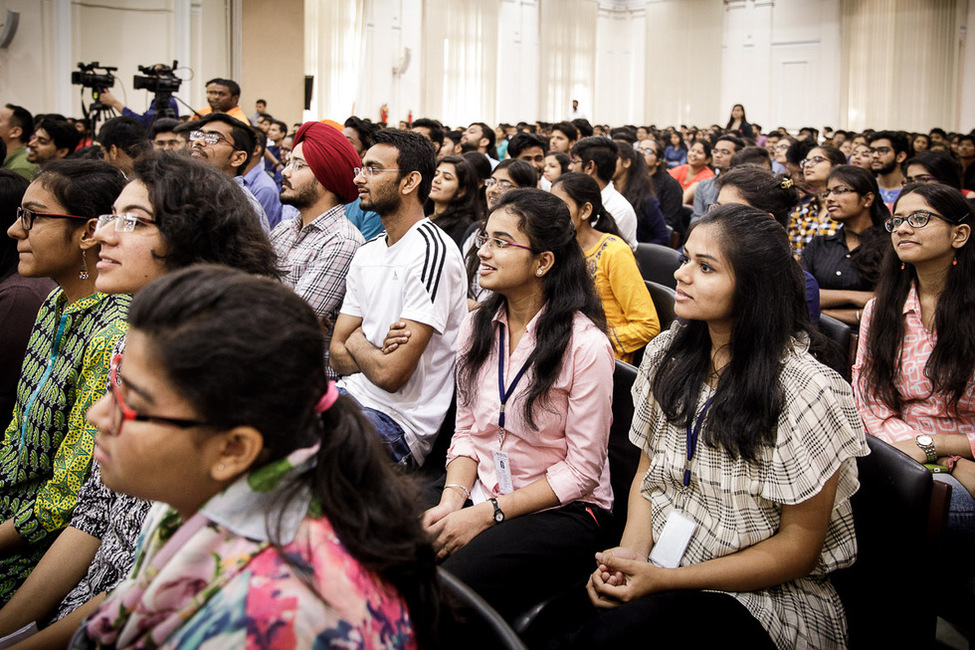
left=107, top=354, right=211, bottom=436
left=474, top=234, right=539, bottom=253
left=17, top=206, right=89, bottom=231
left=869, top=146, right=892, bottom=155
left=884, top=210, right=951, bottom=232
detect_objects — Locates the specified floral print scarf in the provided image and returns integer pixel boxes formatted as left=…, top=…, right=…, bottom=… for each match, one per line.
left=71, top=444, right=319, bottom=649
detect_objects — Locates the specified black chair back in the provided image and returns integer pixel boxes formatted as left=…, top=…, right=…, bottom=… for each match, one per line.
left=634, top=243, right=681, bottom=289
left=645, top=281, right=677, bottom=332
left=439, top=567, right=529, bottom=650
left=831, top=436, right=943, bottom=648
left=818, top=313, right=853, bottom=379
left=607, top=360, right=641, bottom=544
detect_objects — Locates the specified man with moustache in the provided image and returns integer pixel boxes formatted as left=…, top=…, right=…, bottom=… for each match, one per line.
left=269, top=121, right=365, bottom=376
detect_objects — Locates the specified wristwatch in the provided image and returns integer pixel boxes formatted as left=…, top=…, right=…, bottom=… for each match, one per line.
left=915, top=434, right=938, bottom=464
left=489, top=497, right=505, bottom=524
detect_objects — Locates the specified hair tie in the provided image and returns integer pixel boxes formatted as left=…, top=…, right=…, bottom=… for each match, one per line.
left=314, top=381, right=340, bottom=414
left=779, top=177, right=793, bottom=189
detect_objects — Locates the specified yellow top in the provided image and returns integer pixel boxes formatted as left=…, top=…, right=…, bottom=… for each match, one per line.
left=584, top=233, right=660, bottom=362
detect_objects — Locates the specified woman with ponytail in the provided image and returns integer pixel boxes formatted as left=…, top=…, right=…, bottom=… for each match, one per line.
left=853, top=182, right=975, bottom=561
left=71, top=265, right=436, bottom=648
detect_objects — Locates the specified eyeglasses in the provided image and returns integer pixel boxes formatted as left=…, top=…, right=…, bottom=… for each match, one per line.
left=16, top=206, right=88, bottom=231
left=821, top=186, right=858, bottom=199
left=800, top=156, right=828, bottom=167
left=474, top=234, right=539, bottom=253
left=901, top=174, right=938, bottom=185
left=354, top=166, right=402, bottom=178
left=284, top=158, right=309, bottom=172
left=869, top=146, right=892, bottom=155
left=107, top=354, right=211, bottom=436
left=884, top=210, right=950, bottom=232
left=774, top=143, right=791, bottom=151
left=95, top=213, right=157, bottom=233
left=188, top=130, right=236, bottom=148
left=485, top=178, right=515, bottom=190
left=638, top=146, right=657, bottom=156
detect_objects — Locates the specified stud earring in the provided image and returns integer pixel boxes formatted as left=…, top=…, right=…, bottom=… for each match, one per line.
left=536, top=270, right=543, bottom=276
left=79, top=250, right=89, bottom=280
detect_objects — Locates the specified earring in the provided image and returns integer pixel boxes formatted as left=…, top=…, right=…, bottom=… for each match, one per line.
left=900, top=263, right=905, bottom=271
left=952, top=258, right=958, bottom=266
left=79, top=250, right=89, bottom=280
left=217, top=463, right=225, bottom=472
left=536, top=269, right=543, bottom=276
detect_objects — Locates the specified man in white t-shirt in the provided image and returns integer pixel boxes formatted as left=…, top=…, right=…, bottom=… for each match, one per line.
left=569, top=136, right=638, bottom=249
left=330, top=129, right=467, bottom=468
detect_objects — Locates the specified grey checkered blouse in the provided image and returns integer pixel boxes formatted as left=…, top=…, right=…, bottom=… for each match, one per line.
left=630, top=327, right=869, bottom=649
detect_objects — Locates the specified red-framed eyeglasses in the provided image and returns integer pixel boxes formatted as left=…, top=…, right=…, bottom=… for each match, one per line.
left=107, top=354, right=210, bottom=435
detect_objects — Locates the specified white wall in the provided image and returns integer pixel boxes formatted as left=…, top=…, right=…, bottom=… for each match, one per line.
left=960, top=0, right=975, bottom=132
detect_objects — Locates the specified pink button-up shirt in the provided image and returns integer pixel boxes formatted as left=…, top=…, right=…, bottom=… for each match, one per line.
left=853, top=284, right=975, bottom=455
left=447, top=307, right=615, bottom=511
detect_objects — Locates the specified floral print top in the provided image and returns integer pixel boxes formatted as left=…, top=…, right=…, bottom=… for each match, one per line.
left=71, top=444, right=416, bottom=649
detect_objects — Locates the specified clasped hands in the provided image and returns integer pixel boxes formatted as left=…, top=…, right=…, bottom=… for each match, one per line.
left=422, top=496, right=493, bottom=561
left=586, top=546, right=668, bottom=610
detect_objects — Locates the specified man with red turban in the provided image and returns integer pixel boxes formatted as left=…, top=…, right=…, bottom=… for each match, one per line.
left=269, top=120, right=366, bottom=376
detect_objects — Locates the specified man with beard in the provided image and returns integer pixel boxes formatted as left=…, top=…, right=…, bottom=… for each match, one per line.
left=460, top=121, right=498, bottom=170
left=331, top=129, right=466, bottom=468
left=269, top=121, right=365, bottom=377
left=868, top=130, right=909, bottom=209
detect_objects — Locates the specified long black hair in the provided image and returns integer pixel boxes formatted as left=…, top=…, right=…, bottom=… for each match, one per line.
left=426, top=155, right=481, bottom=237
left=714, top=166, right=800, bottom=228
left=861, top=183, right=975, bottom=416
left=128, top=265, right=439, bottom=648
left=457, top=189, right=606, bottom=429
left=651, top=204, right=829, bottom=461
left=132, top=153, right=280, bottom=278
left=0, top=170, right=30, bottom=281
left=551, top=172, right=624, bottom=238
left=826, top=165, right=891, bottom=287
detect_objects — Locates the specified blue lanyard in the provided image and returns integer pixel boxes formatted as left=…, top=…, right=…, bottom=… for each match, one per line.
left=684, top=396, right=715, bottom=487
left=497, top=323, right=530, bottom=449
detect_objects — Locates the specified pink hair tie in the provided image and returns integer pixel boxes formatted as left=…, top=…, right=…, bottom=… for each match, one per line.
left=314, top=381, right=340, bottom=413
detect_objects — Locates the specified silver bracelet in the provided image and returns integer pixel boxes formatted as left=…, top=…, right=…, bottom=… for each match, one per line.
left=444, top=483, right=471, bottom=500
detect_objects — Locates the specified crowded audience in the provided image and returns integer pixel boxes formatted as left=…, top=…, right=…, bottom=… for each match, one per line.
left=1, top=84, right=974, bottom=649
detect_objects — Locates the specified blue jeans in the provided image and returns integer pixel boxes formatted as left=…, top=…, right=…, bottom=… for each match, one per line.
left=934, top=473, right=975, bottom=569
left=339, top=388, right=414, bottom=467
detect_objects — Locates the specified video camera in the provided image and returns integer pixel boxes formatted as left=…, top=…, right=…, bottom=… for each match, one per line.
left=133, top=61, right=182, bottom=95
left=70, top=61, right=117, bottom=92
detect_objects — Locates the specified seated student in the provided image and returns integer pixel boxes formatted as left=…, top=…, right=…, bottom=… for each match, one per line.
left=668, top=140, right=714, bottom=206
left=423, top=188, right=614, bottom=622
left=853, top=182, right=975, bottom=567
left=426, top=155, right=482, bottom=249
left=613, top=143, right=670, bottom=245
left=787, top=145, right=846, bottom=258
left=543, top=151, right=570, bottom=184
left=570, top=137, right=638, bottom=249
left=663, top=131, right=687, bottom=169
left=552, top=172, right=659, bottom=361
left=904, top=150, right=974, bottom=198
left=713, top=166, right=821, bottom=324
left=0, top=153, right=282, bottom=646
left=70, top=265, right=437, bottom=648
left=563, top=204, right=867, bottom=649
left=330, top=130, right=468, bottom=469
left=0, top=161, right=128, bottom=606
left=802, top=165, right=891, bottom=327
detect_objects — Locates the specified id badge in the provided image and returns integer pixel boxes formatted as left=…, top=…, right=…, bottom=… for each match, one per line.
left=493, top=450, right=514, bottom=494
left=648, top=510, right=696, bottom=569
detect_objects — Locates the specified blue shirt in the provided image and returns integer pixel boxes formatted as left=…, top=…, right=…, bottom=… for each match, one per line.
left=242, top=164, right=284, bottom=229
left=121, top=99, right=180, bottom=129
left=343, top=198, right=385, bottom=240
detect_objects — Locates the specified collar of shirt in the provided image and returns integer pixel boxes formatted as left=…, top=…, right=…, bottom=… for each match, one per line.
left=288, top=203, right=347, bottom=236
left=823, top=224, right=847, bottom=245
left=903, top=282, right=921, bottom=317
left=491, top=303, right=547, bottom=356
left=242, top=162, right=266, bottom=187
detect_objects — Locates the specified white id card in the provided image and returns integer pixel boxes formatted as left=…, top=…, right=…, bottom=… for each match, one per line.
left=493, top=450, right=514, bottom=494
left=648, top=510, right=696, bottom=569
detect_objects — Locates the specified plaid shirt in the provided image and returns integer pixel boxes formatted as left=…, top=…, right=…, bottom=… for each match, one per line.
left=630, top=327, right=868, bottom=649
left=787, top=195, right=837, bottom=259
left=270, top=205, right=365, bottom=376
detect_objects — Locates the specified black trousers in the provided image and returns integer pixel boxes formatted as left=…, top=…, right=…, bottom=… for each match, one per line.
left=550, top=589, right=777, bottom=650
left=441, top=501, right=610, bottom=622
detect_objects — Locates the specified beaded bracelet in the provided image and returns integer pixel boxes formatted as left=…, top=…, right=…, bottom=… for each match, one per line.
left=445, top=483, right=471, bottom=500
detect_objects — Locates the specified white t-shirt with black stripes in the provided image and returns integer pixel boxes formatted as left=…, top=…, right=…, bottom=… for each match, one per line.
left=338, top=218, right=467, bottom=465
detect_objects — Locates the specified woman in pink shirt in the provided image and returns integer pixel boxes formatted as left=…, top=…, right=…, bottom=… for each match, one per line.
left=853, top=182, right=975, bottom=553
left=423, top=188, right=615, bottom=622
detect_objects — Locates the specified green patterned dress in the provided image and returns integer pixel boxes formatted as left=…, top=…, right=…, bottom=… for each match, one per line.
left=0, top=289, right=130, bottom=604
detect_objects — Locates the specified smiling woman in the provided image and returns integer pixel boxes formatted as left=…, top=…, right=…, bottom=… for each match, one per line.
left=0, top=160, right=128, bottom=606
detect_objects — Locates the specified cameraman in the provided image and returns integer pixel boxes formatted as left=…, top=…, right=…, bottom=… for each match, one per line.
left=99, top=64, right=179, bottom=128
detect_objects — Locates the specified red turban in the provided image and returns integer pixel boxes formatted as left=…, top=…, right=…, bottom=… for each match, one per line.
left=292, top=121, right=360, bottom=204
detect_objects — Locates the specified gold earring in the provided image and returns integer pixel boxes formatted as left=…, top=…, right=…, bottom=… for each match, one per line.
left=79, top=250, right=89, bottom=280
